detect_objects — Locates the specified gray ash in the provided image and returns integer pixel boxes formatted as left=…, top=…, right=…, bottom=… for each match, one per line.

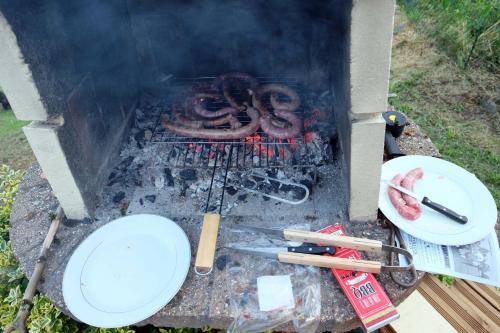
left=99, top=87, right=337, bottom=217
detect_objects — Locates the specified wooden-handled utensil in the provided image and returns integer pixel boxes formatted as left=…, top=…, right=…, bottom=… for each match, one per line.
left=194, top=213, right=221, bottom=274
left=278, top=252, right=383, bottom=273
left=229, top=225, right=414, bottom=274
left=283, top=229, right=383, bottom=253
left=194, top=144, right=233, bottom=275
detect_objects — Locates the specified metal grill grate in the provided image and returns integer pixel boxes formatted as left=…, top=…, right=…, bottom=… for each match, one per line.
left=148, top=76, right=333, bottom=169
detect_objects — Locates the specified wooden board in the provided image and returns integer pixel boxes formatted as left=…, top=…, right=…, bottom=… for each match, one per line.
left=389, top=290, right=457, bottom=333
left=412, top=275, right=500, bottom=333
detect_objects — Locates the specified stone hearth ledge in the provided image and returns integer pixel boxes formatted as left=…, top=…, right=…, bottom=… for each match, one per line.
left=9, top=119, right=436, bottom=332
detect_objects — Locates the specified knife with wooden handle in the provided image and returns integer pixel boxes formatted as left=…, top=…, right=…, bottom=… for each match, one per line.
left=278, top=252, right=383, bottom=273
left=229, top=225, right=414, bottom=273
left=234, top=225, right=384, bottom=253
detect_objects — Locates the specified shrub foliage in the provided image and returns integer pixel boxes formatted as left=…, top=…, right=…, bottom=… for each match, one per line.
left=0, top=165, right=220, bottom=332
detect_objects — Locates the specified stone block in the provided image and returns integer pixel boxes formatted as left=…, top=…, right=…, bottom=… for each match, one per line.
left=348, top=114, right=386, bottom=222
left=23, top=123, right=88, bottom=219
left=0, top=13, right=48, bottom=120
left=350, top=0, right=395, bottom=115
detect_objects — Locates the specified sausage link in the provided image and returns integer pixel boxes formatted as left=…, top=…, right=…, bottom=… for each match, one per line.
left=162, top=106, right=260, bottom=140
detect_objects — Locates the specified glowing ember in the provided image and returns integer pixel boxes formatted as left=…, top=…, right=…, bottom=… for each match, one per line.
left=245, top=133, right=274, bottom=158
left=188, top=143, right=203, bottom=153
left=304, top=132, right=315, bottom=143
left=286, top=138, right=297, bottom=150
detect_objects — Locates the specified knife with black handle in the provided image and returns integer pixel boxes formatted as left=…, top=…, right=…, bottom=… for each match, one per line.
left=421, top=197, right=468, bottom=224
left=384, top=180, right=468, bottom=224
left=287, top=245, right=337, bottom=255
left=229, top=245, right=337, bottom=258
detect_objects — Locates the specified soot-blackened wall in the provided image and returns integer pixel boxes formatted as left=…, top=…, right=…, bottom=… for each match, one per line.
left=128, top=0, right=351, bottom=92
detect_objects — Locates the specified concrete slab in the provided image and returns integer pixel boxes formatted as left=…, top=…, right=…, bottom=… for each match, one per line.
left=348, top=114, right=386, bottom=222
left=0, top=12, right=48, bottom=121
left=10, top=156, right=424, bottom=331
left=350, top=0, right=395, bottom=115
left=23, top=122, right=89, bottom=220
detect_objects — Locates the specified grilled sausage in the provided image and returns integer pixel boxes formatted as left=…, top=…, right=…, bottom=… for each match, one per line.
left=213, top=72, right=259, bottom=111
left=162, top=106, right=260, bottom=140
left=252, top=84, right=302, bottom=138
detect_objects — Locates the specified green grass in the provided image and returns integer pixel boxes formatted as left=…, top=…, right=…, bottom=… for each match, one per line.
left=0, top=111, right=34, bottom=170
left=389, top=21, right=500, bottom=207
left=399, top=0, right=500, bottom=71
left=390, top=72, right=500, bottom=207
left=0, top=110, right=27, bottom=137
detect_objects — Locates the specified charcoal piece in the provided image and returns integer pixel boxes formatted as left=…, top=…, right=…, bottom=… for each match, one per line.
left=266, top=169, right=277, bottom=178
left=180, top=169, right=197, bottom=181
left=300, top=179, right=313, bottom=195
left=164, top=168, right=174, bottom=187
left=269, top=179, right=280, bottom=192
left=216, top=255, right=228, bottom=271
left=112, top=192, right=125, bottom=203
left=258, top=182, right=273, bottom=194
left=134, top=176, right=143, bottom=187
left=179, top=181, right=188, bottom=197
left=134, top=130, right=145, bottom=143
left=145, top=195, right=156, bottom=203
left=118, top=156, right=134, bottom=170
left=225, top=186, right=238, bottom=196
left=242, top=179, right=255, bottom=188
left=263, top=195, right=271, bottom=201
left=108, top=172, right=116, bottom=181
left=292, top=187, right=307, bottom=200
left=139, top=198, right=144, bottom=205
left=237, top=194, right=248, bottom=201
left=107, top=174, right=124, bottom=186
left=208, top=205, right=218, bottom=212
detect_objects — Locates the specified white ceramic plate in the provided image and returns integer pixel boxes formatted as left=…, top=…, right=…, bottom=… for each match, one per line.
left=379, top=155, right=497, bottom=246
left=63, top=214, right=190, bottom=328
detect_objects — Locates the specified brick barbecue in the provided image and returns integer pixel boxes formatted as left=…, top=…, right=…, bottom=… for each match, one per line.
left=0, top=0, right=395, bottom=222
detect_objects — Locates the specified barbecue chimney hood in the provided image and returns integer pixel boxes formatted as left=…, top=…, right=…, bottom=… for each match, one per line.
left=0, top=0, right=395, bottom=222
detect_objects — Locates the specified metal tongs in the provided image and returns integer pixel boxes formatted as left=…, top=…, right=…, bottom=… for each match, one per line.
left=228, top=225, right=414, bottom=274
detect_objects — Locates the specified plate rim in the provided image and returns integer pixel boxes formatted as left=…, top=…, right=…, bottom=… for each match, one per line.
left=62, top=214, right=191, bottom=328
left=378, top=155, right=497, bottom=246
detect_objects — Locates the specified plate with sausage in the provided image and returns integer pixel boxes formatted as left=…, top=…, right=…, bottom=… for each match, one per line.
left=379, top=155, right=497, bottom=246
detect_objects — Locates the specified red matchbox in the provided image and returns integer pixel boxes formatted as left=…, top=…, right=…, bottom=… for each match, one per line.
left=319, top=224, right=399, bottom=332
